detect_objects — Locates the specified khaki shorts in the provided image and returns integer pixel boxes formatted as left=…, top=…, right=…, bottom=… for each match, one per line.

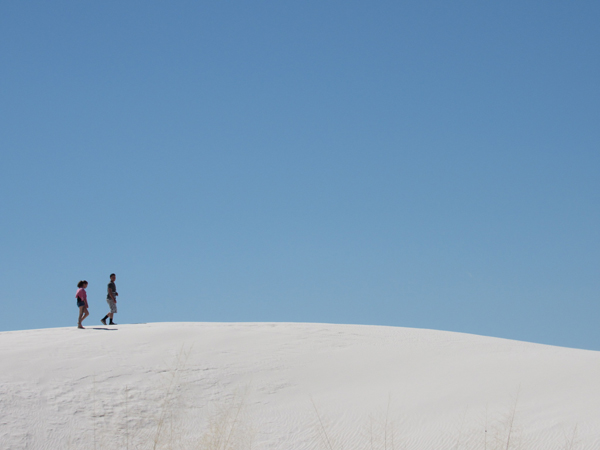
left=107, top=298, right=117, bottom=314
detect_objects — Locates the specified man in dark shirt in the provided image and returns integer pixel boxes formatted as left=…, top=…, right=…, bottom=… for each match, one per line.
left=101, top=273, right=119, bottom=325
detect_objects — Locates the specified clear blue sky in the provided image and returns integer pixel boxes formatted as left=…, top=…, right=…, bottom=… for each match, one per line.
left=1, top=1, right=598, bottom=350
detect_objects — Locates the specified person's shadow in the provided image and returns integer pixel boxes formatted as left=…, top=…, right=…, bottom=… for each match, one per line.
left=89, top=327, right=118, bottom=331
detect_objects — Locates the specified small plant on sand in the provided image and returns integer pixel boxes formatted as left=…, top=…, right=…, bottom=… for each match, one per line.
left=194, top=387, right=254, bottom=450
left=151, top=346, right=192, bottom=450
left=489, top=391, right=522, bottom=450
left=563, top=424, right=579, bottom=450
left=451, top=391, right=523, bottom=450
left=311, top=397, right=399, bottom=450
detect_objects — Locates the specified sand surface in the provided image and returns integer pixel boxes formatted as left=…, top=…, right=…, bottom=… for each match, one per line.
left=1, top=322, right=599, bottom=449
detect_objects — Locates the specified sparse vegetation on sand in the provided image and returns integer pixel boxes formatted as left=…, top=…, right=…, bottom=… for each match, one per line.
left=77, top=351, right=580, bottom=450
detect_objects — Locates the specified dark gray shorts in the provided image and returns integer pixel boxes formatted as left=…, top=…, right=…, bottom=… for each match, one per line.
left=107, top=298, right=117, bottom=314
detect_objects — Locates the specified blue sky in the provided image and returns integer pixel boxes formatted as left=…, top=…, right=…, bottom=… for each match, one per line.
left=1, top=1, right=598, bottom=350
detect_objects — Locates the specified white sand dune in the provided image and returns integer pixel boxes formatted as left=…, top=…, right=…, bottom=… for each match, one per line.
left=1, top=322, right=599, bottom=449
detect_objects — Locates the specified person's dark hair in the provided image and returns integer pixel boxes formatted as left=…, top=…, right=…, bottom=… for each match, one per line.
left=77, top=280, right=87, bottom=288
left=110, top=273, right=115, bottom=278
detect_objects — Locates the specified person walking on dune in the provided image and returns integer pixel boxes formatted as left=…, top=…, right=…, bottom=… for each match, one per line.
left=76, top=280, right=89, bottom=329
left=101, top=273, right=118, bottom=325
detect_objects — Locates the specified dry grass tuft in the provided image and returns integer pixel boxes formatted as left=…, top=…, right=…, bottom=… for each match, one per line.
left=194, top=387, right=254, bottom=450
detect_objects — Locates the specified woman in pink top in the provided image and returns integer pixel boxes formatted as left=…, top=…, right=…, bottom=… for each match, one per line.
left=76, top=280, right=89, bottom=329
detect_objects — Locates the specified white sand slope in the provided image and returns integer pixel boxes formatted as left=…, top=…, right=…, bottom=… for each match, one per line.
left=1, top=322, right=599, bottom=449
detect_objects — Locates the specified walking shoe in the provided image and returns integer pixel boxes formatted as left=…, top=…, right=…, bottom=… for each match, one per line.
left=101, top=318, right=107, bottom=325
left=110, top=321, right=117, bottom=325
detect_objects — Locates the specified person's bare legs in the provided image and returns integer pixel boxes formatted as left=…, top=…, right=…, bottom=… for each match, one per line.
left=78, top=306, right=89, bottom=328
left=78, top=306, right=85, bottom=328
